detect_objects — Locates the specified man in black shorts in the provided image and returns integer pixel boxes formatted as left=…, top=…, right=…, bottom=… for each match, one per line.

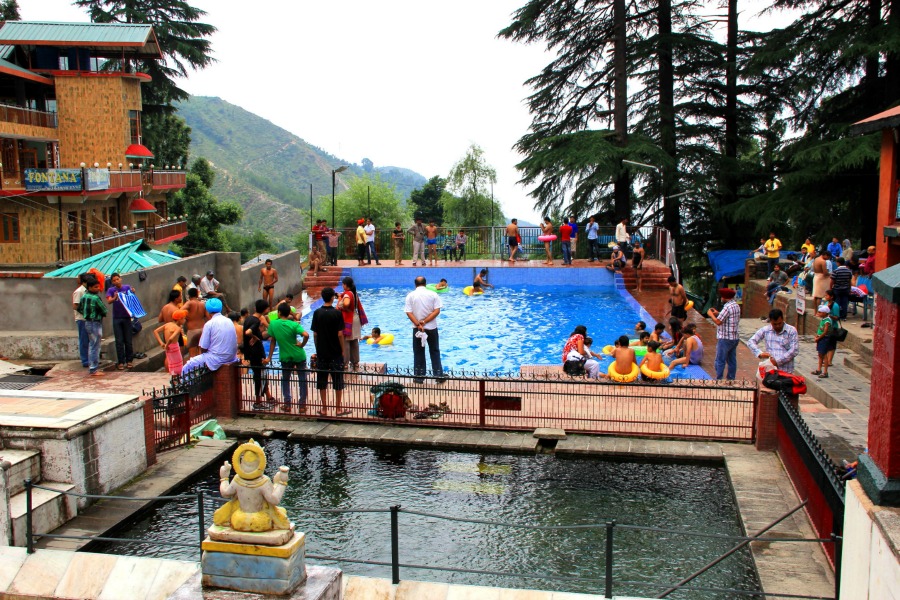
left=310, top=287, right=348, bottom=416
left=668, top=275, right=688, bottom=319
left=506, top=219, right=519, bottom=261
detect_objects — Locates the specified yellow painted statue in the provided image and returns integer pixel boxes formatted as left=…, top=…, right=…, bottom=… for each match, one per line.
left=213, top=440, right=291, bottom=532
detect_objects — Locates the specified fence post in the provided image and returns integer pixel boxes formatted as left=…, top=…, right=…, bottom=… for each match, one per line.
left=198, top=490, right=206, bottom=549
left=479, top=380, right=486, bottom=427
left=25, top=478, right=33, bottom=553
left=390, top=505, right=401, bottom=584
left=604, top=520, right=615, bottom=598
left=832, top=532, right=842, bottom=600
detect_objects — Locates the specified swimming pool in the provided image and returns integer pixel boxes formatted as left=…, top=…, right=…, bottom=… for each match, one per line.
left=304, top=268, right=709, bottom=379
left=91, top=441, right=759, bottom=598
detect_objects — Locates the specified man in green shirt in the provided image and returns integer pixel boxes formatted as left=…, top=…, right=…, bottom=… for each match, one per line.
left=266, top=302, right=309, bottom=413
left=77, top=276, right=107, bottom=376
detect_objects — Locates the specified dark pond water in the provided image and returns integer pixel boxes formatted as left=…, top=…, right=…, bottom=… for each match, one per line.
left=90, top=440, right=759, bottom=598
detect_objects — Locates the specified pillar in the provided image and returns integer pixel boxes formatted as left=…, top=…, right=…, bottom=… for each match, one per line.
left=212, top=363, right=240, bottom=420
left=875, top=130, right=900, bottom=272
left=857, top=263, right=900, bottom=505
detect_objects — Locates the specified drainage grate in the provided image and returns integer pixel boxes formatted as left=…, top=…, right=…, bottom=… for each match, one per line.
left=0, top=374, right=47, bottom=390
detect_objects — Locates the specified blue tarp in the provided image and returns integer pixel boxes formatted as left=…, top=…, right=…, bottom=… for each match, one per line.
left=707, top=249, right=752, bottom=282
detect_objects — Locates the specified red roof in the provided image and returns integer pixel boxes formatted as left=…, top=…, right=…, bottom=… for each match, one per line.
left=125, top=143, right=154, bottom=159
left=129, top=198, right=157, bottom=213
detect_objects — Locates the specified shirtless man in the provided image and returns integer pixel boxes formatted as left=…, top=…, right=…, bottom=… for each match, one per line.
left=608, top=335, right=637, bottom=379
left=474, top=269, right=494, bottom=289
left=668, top=276, right=688, bottom=319
left=632, top=242, right=645, bottom=291
left=425, top=221, right=439, bottom=266
left=157, top=290, right=182, bottom=323
left=183, top=287, right=209, bottom=358
left=258, top=259, right=279, bottom=308
left=308, top=246, right=324, bottom=277
left=506, top=219, right=519, bottom=262
left=669, top=323, right=704, bottom=368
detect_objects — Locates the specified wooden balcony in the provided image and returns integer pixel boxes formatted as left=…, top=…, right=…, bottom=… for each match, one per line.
left=146, top=170, right=186, bottom=190
left=109, top=170, right=142, bottom=190
left=58, top=219, right=188, bottom=262
left=0, top=103, right=57, bottom=128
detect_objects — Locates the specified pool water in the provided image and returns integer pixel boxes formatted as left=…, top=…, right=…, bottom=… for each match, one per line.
left=92, top=441, right=758, bottom=598
left=305, top=285, right=709, bottom=379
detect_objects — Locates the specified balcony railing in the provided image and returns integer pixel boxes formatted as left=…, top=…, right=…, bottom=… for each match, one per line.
left=147, top=220, right=187, bottom=243
left=58, top=219, right=187, bottom=262
left=109, top=170, right=142, bottom=189
left=146, top=170, right=186, bottom=189
left=0, top=103, right=57, bottom=128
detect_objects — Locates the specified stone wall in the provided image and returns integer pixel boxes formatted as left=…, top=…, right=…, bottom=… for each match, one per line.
left=236, top=250, right=304, bottom=312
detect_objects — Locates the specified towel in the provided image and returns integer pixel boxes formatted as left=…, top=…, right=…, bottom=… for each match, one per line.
left=415, top=331, right=428, bottom=348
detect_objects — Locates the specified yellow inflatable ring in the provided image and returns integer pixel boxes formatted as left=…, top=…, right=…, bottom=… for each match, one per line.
left=366, top=333, right=394, bottom=345
left=602, top=345, right=615, bottom=355
left=463, top=286, right=483, bottom=296
left=607, top=362, right=639, bottom=383
left=685, top=300, right=694, bottom=311
left=640, top=363, right=670, bottom=380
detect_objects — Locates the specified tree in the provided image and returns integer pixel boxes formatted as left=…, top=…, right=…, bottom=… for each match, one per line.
left=141, top=110, right=191, bottom=169
left=169, top=158, right=241, bottom=253
left=0, top=0, right=20, bottom=20
left=446, top=144, right=498, bottom=226
left=333, top=174, right=409, bottom=229
left=409, top=176, right=446, bottom=224
left=222, top=229, right=280, bottom=263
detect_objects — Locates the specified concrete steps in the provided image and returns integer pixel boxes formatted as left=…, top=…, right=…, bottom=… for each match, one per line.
left=2, top=450, right=78, bottom=547
left=303, top=268, right=348, bottom=300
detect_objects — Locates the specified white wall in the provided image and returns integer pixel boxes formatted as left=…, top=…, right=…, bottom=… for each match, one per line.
left=839, top=480, right=900, bottom=599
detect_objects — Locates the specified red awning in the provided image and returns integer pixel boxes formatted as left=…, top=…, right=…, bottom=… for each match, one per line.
left=129, top=198, right=157, bottom=213
left=125, top=143, right=154, bottom=159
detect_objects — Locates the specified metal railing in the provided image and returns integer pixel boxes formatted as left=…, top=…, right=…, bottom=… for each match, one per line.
left=57, top=219, right=188, bottom=261
left=315, top=225, right=663, bottom=263
left=239, top=364, right=758, bottom=442
left=146, top=220, right=187, bottom=243
left=0, top=102, right=57, bottom=128
left=777, top=391, right=844, bottom=570
left=22, top=482, right=837, bottom=599
left=144, top=367, right=215, bottom=452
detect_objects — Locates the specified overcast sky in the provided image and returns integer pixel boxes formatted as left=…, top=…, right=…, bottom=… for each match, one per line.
left=23, top=0, right=785, bottom=224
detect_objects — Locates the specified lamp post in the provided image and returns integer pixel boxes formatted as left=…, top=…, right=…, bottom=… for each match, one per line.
left=331, top=165, right=348, bottom=228
left=622, top=159, right=662, bottom=225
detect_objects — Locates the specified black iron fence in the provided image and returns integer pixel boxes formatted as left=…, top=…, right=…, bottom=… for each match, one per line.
left=22, top=481, right=836, bottom=599
left=144, top=367, right=215, bottom=452
left=238, top=364, right=758, bottom=442
left=776, top=392, right=844, bottom=570
left=312, top=225, right=660, bottom=262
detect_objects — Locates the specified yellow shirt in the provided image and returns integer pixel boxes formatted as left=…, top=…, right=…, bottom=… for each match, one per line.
left=356, top=226, right=367, bottom=245
left=764, top=238, right=782, bottom=258
left=801, top=242, right=814, bottom=255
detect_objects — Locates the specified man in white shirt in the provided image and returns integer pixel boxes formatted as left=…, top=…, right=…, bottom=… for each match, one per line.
left=181, top=298, right=239, bottom=374
left=615, top=217, right=630, bottom=249
left=404, top=276, right=444, bottom=383
left=364, top=218, right=381, bottom=265
left=199, top=270, right=230, bottom=312
left=72, top=273, right=89, bottom=368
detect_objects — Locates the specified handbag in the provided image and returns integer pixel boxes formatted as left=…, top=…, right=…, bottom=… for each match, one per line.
left=829, top=321, right=848, bottom=343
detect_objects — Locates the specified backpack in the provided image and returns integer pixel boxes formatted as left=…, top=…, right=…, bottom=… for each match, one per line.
left=377, top=392, right=406, bottom=419
left=759, top=367, right=807, bottom=395
left=563, top=359, right=586, bottom=376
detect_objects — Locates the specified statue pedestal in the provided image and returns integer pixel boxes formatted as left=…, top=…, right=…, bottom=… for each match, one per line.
left=201, top=531, right=307, bottom=595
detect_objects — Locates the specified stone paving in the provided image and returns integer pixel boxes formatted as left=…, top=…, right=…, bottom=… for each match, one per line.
left=738, top=318, right=871, bottom=464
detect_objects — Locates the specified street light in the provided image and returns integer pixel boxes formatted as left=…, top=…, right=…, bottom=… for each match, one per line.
left=622, top=159, right=662, bottom=225
left=331, top=165, right=348, bottom=228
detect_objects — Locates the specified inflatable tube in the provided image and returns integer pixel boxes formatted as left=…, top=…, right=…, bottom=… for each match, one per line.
left=608, top=362, right=639, bottom=383
left=634, top=345, right=648, bottom=357
left=463, top=286, right=483, bottom=296
left=640, top=363, right=670, bottom=380
left=366, top=333, right=394, bottom=345
left=538, top=235, right=557, bottom=242
left=602, top=344, right=615, bottom=356
left=426, top=283, right=449, bottom=294
left=685, top=300, right=694, bottom=311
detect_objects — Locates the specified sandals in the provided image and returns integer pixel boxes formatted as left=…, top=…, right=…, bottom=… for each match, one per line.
left=811, top=370, right=821, bottom=375
left=317, top=410, right=328, bottom=416
left=116, top=364, right=125, bottom=370
left=336, top=409, right=352, bottom=417
left=818, top=373, right=829, bottom=378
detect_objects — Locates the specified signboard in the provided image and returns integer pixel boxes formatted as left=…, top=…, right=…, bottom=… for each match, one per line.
left=726, top=283, right=743, bottom=305
left=796, top=285, right=806, bottom=315
left=85, top=168, right=110, bottom=191
left=24, top=168, right=82, bottom=192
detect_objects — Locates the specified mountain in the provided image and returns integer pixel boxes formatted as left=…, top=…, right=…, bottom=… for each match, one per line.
left=175, top=96, right=427, bottom=246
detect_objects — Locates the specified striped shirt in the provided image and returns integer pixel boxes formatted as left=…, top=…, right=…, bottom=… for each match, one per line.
left=830, top=266, right=852, bottom=291
left=716, top=300, right=741, bottom=340
left=747, top=323, right=800, bottom=373
left=78, top=292, right=108, bottom=322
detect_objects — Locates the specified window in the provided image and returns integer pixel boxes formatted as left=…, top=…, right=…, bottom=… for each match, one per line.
left=129, top=110, right=142, bottom=145
left=1, top=213, right=19, bottom=243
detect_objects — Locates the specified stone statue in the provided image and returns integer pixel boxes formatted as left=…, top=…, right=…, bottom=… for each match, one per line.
left=212, top=439, right=291, bottom=535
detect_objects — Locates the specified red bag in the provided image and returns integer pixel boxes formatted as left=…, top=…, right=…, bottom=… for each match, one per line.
left=378, top=392, right=406, bottom=419
left=759, top=367, right=807, bottom=395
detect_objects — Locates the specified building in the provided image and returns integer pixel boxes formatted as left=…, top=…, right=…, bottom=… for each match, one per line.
left=850, top=106, right=900, bottom=272
left=0, top=20, right=187, bottom=268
